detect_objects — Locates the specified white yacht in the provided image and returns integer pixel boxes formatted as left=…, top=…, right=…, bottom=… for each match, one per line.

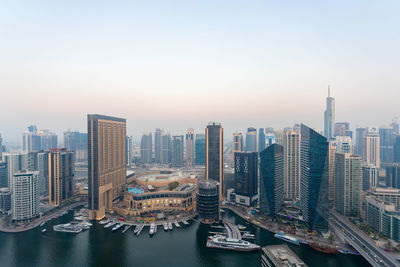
left=149, top=224, right=155, bottom=235
left=53, top=223, right=82, bottom=234
left=168, top=222, right=173, bottom=230
left=112, top=223, right=123, bottom=231
left=163, top=222, right=168, bottom=231
left=174, top=222, right=181, bottom=228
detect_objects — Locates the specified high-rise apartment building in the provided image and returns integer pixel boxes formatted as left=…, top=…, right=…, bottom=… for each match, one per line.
left=283, top=130, right=301, bottom=200
left=258, top=128, right=265, bottom=152
left=37, top=151, right=49, bottom=195
left=363, top=128, right=380, bottom=167
left=232, top=132, right=243, bottom=162
left=386, top=164, right=400, bottom=189
left=12, top=170, right=40, bottom=221
left=154, top=128, right=163, bottom=163
left=245, top=127, right=257, bottom=152
left=274, top=130, right=284, bottom=146
left=394, top=135, right=400, bottom=163
left=328, top=141, right=337, bottom=203
left=3, top=152, right=27, bottom=191
left=0, top=162, right=7, bottom=188
left=335, top=136, right=353, bottom=154
left=334, top=122, right=350, bottom=137
left=259, top=144, right=284, bottom=217
left=48, top=148, right=75, bottom=206
left=379, top=126, right=394, bottom=164
left=324, top=86, right=335, bottom=140
left=265, top=132, right=275, bottom=147
left=335, top=153, right=362, bottom=216
left=300, top=124, right=329, bottom=231
left=355, top=127, right=368, bottom=156
left=172, top=135, right=184, bottom=167
left=205, top=122, right=223, bottom=200
left=195, top=134, right=205, bottom=166
left=234, top=152, right=258, bottom=206
left=140, top=132, right=153, bottom=164
left=161, top=132, right=171, bottom=164
left=22, top=127, right=57, bottom=152
left=185, top=129, right=195, bottom=167
left=64, top=130, right=88, bottom=162
left=0, top=133, right=3, bottom=161
left=87, top=114, right=126, bottom=220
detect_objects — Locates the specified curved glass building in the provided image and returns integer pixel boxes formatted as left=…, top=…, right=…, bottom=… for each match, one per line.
left=196, top=180, right=219, bottom=223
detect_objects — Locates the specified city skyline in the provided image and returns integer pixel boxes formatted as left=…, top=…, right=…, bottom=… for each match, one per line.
left=1, top=1, right=400, bottom=143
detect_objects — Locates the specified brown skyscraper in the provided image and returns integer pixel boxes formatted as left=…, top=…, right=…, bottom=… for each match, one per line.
left=205, top=122, right=224, bottom=201
left=48, top=148, right=75, bottom=206
left=88, top=114, right=126, bottom=220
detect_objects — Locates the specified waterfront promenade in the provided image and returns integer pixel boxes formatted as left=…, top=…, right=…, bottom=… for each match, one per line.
left=0, top=201, right=86, bottom=233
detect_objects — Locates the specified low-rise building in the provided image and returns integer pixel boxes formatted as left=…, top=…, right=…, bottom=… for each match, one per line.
left=261, top=244, right=307, bottom=267
left=368, top=187, right=400, bottom=210
left=0, top=188, right=11, bottom=213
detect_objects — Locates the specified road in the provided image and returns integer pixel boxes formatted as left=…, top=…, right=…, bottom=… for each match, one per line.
left=330, top=211, right=399, bottom=267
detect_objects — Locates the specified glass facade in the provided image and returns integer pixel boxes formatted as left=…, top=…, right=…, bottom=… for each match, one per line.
left=196, top=180, right=219, bottom=223
left=195, top=134, right=205, bottom=166
left=234, top=152, right=258, bottom=198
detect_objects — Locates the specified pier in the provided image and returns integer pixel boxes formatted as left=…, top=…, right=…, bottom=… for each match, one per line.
left=122, top=224, right=131, bottom=233
left=136, top=225, right=144, bottom=235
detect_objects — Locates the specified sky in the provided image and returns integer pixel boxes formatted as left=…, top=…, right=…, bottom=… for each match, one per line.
left=1, top=1, right=400, bottom=144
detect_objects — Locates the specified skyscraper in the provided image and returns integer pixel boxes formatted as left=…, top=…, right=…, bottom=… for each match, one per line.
left=334, top=122, right=350, bottom=137
left=185, top=129, right=195, bottom=167
left=335, top=136, right=353, bottom=154
left=363, top=128, right=380, bottom=167
left=172, top=135, right=184, bottom=167
left=355, top=127, right=368, bottom=156
left=48, top=148, right=75, bottom=206
left=195, top=134, right=205, bottom=166
left=232, top=132, right=243, bottom=163
left=324, top=86, right=335, bottom=140
left=154, top=128, right=163, bottom=163
left=300, top=124, right=329, bottom=231
left=394, top=134, right=400, bottom=163
left=245, top=127, right=257, bottom=152
left=259, top=144, right=284, bottom=217
left=206, top=122, right=223, bottom=200
left=37, top=151, right=49, bottom=195
left=22, top=127, right=57, bottom=152
left=12, top=170, right=40, bottom=221
left=0, top=162, right=7, bottom=188
left=362, top=164, right=379, bottom=191
left=0, top=133, right=3, bottom=161
left=3, top=152, right=27, bottom=191
left=196, top=180, right=219, bottom=223
left=283, top=129, right=301, bottom=200
left=63, top=130, right=88, bottom=162
left=126, top=136, right=133, bottom=165
left=274, top=130, right=284, bottom=146
left=161, top=132, right=171, bottom=164
left=140, top=132, right=153, bottom=164
left=234, top=152, right=258, bottom=206
left=386, top=164, right=400, bottom=189
left=335, top=153, right=362, bottom=216
left=328, top=141, right=336, bottom=203
left=87, top=114, right=126, bottom=220
left=379, top=126, right=394, bottom=164
left=258, top=128, right=265, bottom=152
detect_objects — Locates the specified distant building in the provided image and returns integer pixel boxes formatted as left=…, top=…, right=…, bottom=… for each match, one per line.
left=0, top=133, right=3, bottom=161
left=0, top=188, right=11, bottom=213
left=12, top=170, right=40, bottom=221
left=363, top=128, right=380, bottom=167
left=335, top=136, right=353, bottom=154
left=335, top=153, right=362, bottom=216
left=258, top=128, right=265, bottom=153
left=0, top=162, right=7, bottom=188
left=154, top=128, right=163, bottom=163
left=234, top=152, right=258, bottom=206
left=245, top=127, right=257, bottom=152
left=232, top=132, right=243, bottom=162
left=88, top=114, right=126, bottom=221
left=185, top=129, right=195, bottom=167
left=48, top=148, right=75, bottom=206
left=274, top=130, right=283, bottom=146
left=379, top=126, right=394, bottom=164
left=393, top=134, right=400, bottom=163
left=368, top=187, right=400, bottom=210
left=172, top=135, right=184, bottom=167
left=334, top=122, right=350, bottom=137
left=363, top=164, right=379, bottom=191
left=259, top=144, right=284, bottom=217
left=161, top=133, right=171, bottom=164
left=355, top=127, right=368, bottom=157
left=195, top=134, right=205, bottom=166
left=300, top=124, right=329, bottom=232
left=126, top=136, right=132, bottom=165
left=324, top=86, right=335, bottom=140
left=283, top=130, right=301, bottom=200
left=3, top=152, right=27, bottom=191
left=22, top=126, right=57, bottom=152
left=196, top=179, right=219, bottom=223
left=328, top=141, right=336, bottom=203
left=386, top=164, right=400, bottom=189
left=205, top=122, right=224, bottom=200
left=265, top=132, right=275, bottom=147
left=140, top=132, right=153, bottom=164
left=37, top=151, right=49, bottom=195
left=64, top=130, right=88, bottom=162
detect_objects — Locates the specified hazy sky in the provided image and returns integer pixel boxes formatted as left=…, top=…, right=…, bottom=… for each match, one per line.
left=1, top=1, right=400, bottom=144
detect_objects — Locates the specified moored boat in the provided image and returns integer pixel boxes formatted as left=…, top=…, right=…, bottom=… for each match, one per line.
left=163, top=222, right=168, bottom=231
left=104, top=221, right=116, bottom=228
left=134, top=225, right=141, bottom=234
left=149, top=224, right=155, bottom=235
left=112, top=223, right=123, bottom=231
left=206, top=235, right=260, bottom=251
left=182, top=220, right=189, bottom=225
left=309, top=242, right=338, bottom=254
left=174, top=222, right=180, bottom=228
left=53, top=223, right=82, bottom=234
left=168, top=222, right=173, bottom=230
left=274, top=232, right=300, bottom=245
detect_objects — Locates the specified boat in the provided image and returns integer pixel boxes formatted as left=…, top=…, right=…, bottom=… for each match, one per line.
left=168, top=222, right=173, bottom=230
left=309, top=242, right=338, bottom=254
left=163, top=222, right=168, bottom=231
left=242, top=232, right=255, bottom=238
left=74, top=216, right=86, bottom=221
left=41, top=229, right=47, bottom=234
left=104, top=221, right=116, bottom=228
left=237, top=225, right=246, bottom=230
left=174, top=222, right=181, bottom=228
left=274, top=232, right=300, bottom=245
left=134, top=225, right=141, bottom=234
left=53, top=223, right=82, bottom=234
left=99, top=219, right=109, bottom=225
left=112, top=223, right=123, bottom=231
left=206, top=235, right=260, bottom=251
left=149, top=224, right=155, bottom=235
left=182, top=220, right=189, bottom=225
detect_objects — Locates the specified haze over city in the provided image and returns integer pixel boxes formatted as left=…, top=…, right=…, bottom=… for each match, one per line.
left=1, top=1, right=400, bottom=143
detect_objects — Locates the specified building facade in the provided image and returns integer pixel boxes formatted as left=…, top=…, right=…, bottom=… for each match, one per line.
left=283, top=130, right=301, bottom=200
left=363, top=128, right=380, bottom=167
left=232, top=132, right=243, bottom=162
left=363, top=164, right=379, bottom=191
left=185, top=129, right=195, bottom=167
left=380, top=126, right=394, bottom=164
left=172, top=135, right=184, bottom=167
left=324, top=87, right=335, bottom=140
left=234, top=152, right=258, bottom=206
left=87, top=114, right=126, bottom=220
left=12, top=171, right=40, bottom=221
left=246, top=127, right=257, bottom=152
left=196, top=179, right=219, bottom=223
left=195, top=134, right=205, bottom=166
left=154, top=128, right=163, bottom=163
left=258, top=128, right=265, bottom=153
left=140, top=132, right=153, bottom=164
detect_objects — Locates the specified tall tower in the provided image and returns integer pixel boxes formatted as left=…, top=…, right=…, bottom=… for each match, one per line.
left=185, top=129, right=195, bottom=167
left=232, top=132, right=243, bottom=163
left=234, top=152, right=258, bottom=206
left=328, top=141, right=337, bottom=203
left=324, top=86, right=335, bottom=140
left=300, top=124, right=329, bottom=231
left=161, top=132, right=171, bottom=164
left=283, top=129, right=301, bottom=200
left=205, top=122, right=224, bottom=201
left=48, top=148, right=75, bottom=206
left=88, top=114, right=126, bottom=220
left=258, top=128, right=266, bottom=152
left=172, top=135, right=184, bottom=167
left=154, top=128, right=163, bottom=163
left=195, top=134, right=205, bottom=166
left=245, top=127, right=257, bottom=152
left=140, top=132, right=153, bottom=164
left=379, top=126, right=394, bottom=164
left=335, top=153, right=362, bottom=217
left=363, top=128, right=380, bottom=167
left=12, top=170, right=40, bottom=221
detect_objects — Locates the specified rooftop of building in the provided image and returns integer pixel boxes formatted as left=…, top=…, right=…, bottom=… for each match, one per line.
left=262, top=244, right=307, bottom=267
left=126, top=183, right=196, bottom=195
left=371, top=187, right=400, bottom=194
left=136, top=171, right=197, bottom=183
